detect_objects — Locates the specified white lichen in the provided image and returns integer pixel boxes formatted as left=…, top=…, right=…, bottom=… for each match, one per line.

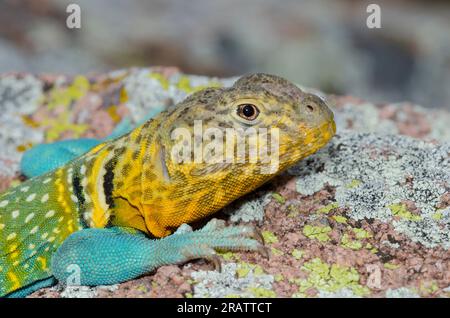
left=0, top=74, right=44, bottom=176
left=190, top=262, right=274, bottom=298
left=59, top=284, right=119, bottom=298
left=223, top=190, right=272, bottom=224
left=385, top=287, right=420, bottom=298
left=318, top=288, right=361, bottom=298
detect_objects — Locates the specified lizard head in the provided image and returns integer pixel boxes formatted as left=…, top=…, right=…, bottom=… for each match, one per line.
left=159, top=73, right=336, bottom=178
left=141, top=73, right=335, bottom=236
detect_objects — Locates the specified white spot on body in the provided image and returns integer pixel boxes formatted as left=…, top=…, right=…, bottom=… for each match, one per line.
left=20, top=186, right=30, bottom=192
left=7, top=233, right=16, bottom=240
left=30, top=226, right=39, bottom=234
left=80, top=165, right=87, bottom=175
left=43, top=178, right=52, bottom=184
left=70, top=194, right=78, bottom=203
left=0, top=200, right=9, bottom=207
left=25, top=213, right=35, bottom=223
left=11, top=210, right=19, bottom=219
left=41, top=194, right=49, bottom=203
left=45, top=210, right=55, bottom=218
left=26, top=193, right=37, bottom=202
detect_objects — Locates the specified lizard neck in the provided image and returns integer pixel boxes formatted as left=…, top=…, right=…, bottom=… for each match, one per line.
left=76, top=119, right=156, bottom=229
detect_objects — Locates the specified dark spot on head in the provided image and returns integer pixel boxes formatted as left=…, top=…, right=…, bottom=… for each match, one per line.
left=132, top=150, right=140, bottom=160
left=121, top=163, right=131, bottom=177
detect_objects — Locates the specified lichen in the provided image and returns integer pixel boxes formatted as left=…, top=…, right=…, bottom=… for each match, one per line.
left=291, top=132, right=450, bottom=249
left=190, top=262, right=274, bottom=298
left=291, top=249, right=304, bottom=260
left=316, top=202, right=339, bottom=214
left=295, top=258, right=370, bottom=297
left=389, top=203, right=422, bottom=222
left=122, top=69, right=227, bottom=124
left=339, top=227, right=373, bottom=251
left=262, top=230, right=279, bottom=244
left=332, top=215, right=348, bottom=224
left=302, top=225, right=332, bottom=242
left=270, top=247, right=284, bottom=256
left=271, top=193, right=286, bottom=204
left=0, top=74, right=44, bottom=176
left=419, top=281, right=439, bottom=296
left=383, top=262, right=401, bottom=270
left=223, top=190, right=272, bottom=224
left=385, top=287, right=420, bottom=298
left=334, top=103, right=398, bottom=136
left=340, top=234, right=363, bottom=250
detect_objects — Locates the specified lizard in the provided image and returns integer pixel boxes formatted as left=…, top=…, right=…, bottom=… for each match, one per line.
left=0, top=73, right=336, bottom=297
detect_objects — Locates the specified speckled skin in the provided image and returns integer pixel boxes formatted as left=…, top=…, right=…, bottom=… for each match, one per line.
left=0, top=73, right=335, bottom=297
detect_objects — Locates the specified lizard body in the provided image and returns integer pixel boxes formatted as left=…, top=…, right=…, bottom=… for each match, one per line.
left=0, top=73, right=335, bottom=297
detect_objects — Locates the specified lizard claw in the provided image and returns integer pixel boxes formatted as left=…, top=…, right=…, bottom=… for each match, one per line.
left=209, top=254, right=222, bottom=272
left=252, top=227, right=265, bottom=246
left=257, top=245, right=270, bottom=259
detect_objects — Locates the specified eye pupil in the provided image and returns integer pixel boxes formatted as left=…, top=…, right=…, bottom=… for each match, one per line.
left=307, top=105, right=314, bottom=111
left=243, top=105, right=255, bottom=117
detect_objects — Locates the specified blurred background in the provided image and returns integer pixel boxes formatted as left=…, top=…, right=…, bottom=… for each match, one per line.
left=0, top=0, right=449, bottom=108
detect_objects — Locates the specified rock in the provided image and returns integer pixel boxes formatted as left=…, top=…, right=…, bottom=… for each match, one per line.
left=1, top=67, right=448, bottom=298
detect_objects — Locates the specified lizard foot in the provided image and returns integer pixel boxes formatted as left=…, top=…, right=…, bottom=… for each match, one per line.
left=161, top=218, right=269, bottom=271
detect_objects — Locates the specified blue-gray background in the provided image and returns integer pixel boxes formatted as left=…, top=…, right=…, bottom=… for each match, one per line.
left=0, top=0, right=449, bottom=108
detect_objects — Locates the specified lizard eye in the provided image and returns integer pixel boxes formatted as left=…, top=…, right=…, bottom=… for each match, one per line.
left=237, top=104, right=260, bottom=121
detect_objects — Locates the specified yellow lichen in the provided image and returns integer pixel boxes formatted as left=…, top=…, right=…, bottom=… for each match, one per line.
left=302, top=225, right=332, bottom=242
left=219, top=251, right=237, bottom=261
left=176, top=75, right=222, bottom=93
left=388, top=203, right=422, bottom=222
left=383, top=262, right=400, bottom=270
left=271, top=193, right=286, bottom=204
left=346, top=179, right=362, bottom=189
left=340, top=233, right=363, bottom=250
left=248, top=287, right=277, bottom=298
left=297, top=258, right=370, bottom=297
left=274, top=274, right=284, bottom=282
left=419, top=281, right=439, bottom=296
left=262, top=230, right=278, bottom=244
left=42, top=76, right=92, bottom=141
left=432, top=211, right=443, bottom=221
left=353, top=228, right=372, bottom=239
left=271, top=247, right=284, bottom=256
left=291, top=249, right=304, bottom=260
left=149, top=73, right=170, bottom=90
left=107, top=105, right=122, bottom=124
left=316, top=203, right=339, bottom=214
left=332, top=215, right=348, bottom=224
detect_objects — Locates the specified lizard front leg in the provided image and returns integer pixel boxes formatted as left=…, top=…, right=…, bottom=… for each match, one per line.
left=51, top=219, right=267, bottom=287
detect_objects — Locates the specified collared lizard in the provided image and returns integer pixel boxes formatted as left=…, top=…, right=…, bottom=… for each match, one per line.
left=0, top=73, right=335, bottom=297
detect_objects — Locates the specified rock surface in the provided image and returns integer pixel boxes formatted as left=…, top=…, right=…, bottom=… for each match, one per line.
left=1, top=67, right=449, bottom=298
